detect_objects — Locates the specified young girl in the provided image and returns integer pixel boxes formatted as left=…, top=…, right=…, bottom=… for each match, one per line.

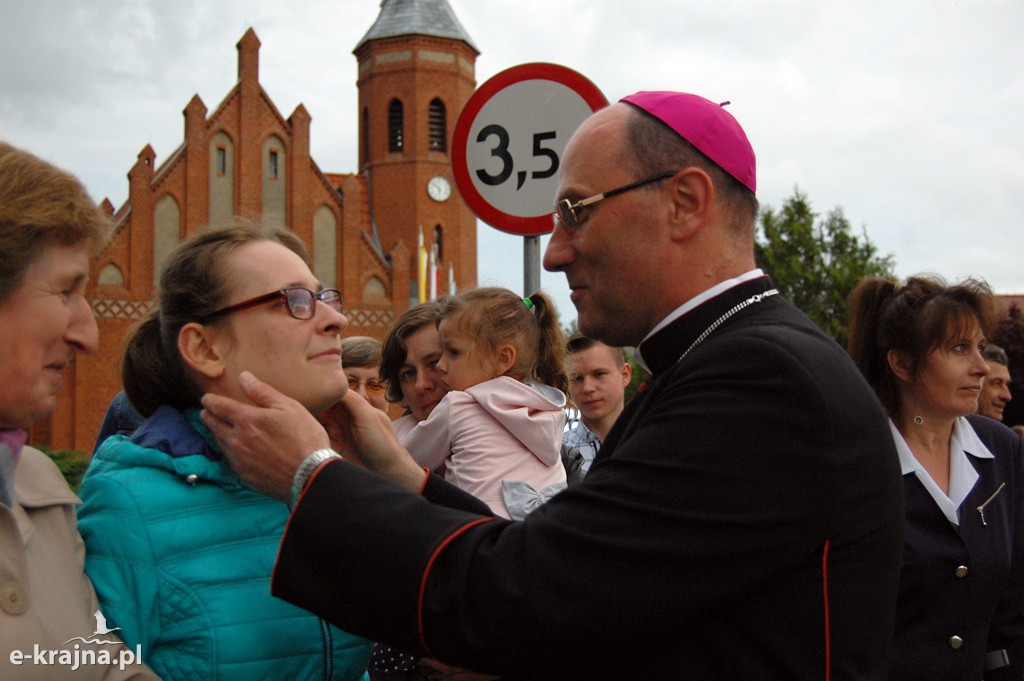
left=399, top=287, right=568, bottom=519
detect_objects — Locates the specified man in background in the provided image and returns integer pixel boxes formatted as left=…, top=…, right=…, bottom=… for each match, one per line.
left=978, top=344, right=1013, bottom=422
left=562, top=332, right=631, bottom=480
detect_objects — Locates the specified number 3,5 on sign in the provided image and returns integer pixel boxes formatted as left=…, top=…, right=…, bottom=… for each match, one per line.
left=452, top=63, right=607, bottom=236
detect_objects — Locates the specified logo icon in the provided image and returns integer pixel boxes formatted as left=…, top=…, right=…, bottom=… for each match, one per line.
left=63, top=610, right=123, bottom=645
left=9, top=609, right=143, bottom=671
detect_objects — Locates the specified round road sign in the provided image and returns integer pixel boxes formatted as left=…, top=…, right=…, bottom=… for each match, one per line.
left=452, top=63, right=607, bottom=236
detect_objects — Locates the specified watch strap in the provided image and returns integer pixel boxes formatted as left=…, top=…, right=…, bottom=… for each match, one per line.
left=290, top=448, right=340, bottom=506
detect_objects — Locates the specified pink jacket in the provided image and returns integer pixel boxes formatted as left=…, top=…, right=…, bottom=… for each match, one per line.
left=400, top=377, right=567, bottom=518
left=391, top=413, right=418, bottom=442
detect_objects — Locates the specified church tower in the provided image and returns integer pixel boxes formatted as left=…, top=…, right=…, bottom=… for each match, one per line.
left=354, top=0, right=479, bottom=299
left=36, top=6, right=486, bottom=453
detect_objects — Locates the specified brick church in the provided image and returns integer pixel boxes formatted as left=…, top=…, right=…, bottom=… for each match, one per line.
left=35, top=0, right=481, bottom=452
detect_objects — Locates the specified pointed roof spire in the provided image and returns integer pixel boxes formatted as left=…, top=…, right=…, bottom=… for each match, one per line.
left=354, top=0, right=478, bottom=53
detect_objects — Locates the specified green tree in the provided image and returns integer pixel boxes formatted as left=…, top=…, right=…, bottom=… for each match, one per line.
left=755, top=188, right=895, bottom=347
left=624, top=353, right=649, bottom=403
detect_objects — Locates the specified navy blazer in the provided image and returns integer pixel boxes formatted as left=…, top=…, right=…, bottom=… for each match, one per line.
left=889, top=414, right=1024, bottom=681
left=271, top=277, right=906, bottom=680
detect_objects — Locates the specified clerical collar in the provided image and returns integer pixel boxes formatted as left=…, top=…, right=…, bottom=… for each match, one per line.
left=634, top=269, right=767, bottom=373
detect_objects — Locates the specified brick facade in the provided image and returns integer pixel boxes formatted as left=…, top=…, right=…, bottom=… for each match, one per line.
left=34, top=11, right=479, bottom=452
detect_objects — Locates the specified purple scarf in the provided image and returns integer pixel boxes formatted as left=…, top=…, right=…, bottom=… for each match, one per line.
left=0, top=429, right=27, bottom=506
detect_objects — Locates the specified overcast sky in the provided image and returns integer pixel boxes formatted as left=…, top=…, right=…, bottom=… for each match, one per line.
left=2, top=0, right=1022, bottom=327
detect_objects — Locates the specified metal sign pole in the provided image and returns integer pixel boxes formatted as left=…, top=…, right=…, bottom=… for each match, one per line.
left=523, top=235, right=541, bottom=296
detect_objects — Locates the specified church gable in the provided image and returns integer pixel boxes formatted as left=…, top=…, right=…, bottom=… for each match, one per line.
left=51, top=3, right=478, bottom=453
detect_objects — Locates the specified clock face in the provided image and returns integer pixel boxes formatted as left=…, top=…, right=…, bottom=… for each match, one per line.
left=427, top=175, right=451, bottom=202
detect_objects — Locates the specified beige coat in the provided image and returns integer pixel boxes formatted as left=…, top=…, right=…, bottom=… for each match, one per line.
left=0, top=446, right=159, bottom=680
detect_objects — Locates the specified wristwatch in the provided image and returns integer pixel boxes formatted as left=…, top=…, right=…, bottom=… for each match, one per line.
left=290, top=448, right=340, bottom=506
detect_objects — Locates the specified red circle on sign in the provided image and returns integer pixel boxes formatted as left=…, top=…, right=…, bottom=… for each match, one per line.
left=452, top=63, right=608, bottom=236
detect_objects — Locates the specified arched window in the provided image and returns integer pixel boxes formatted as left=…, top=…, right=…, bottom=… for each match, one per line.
left=313, top=205, right=337, bottom=289
left=433, top=225, right=444, bottom=262
left=428, top=98, right=446, bottom=152
left=361, top=106, right=369, bottom=167
left=154, top=194, right=181, bottom=287
left=364, top=276, right=387, bottom=299
left=262, top=136, right=286, bottom=226
left=388, top=99, right=404, bottom=153
left=209, top=132, right=234, bottom=224
left=97, top=263, right=125, bottom=287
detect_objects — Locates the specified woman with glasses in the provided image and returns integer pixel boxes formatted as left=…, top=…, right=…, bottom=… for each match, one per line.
left=77, top=221, right=373, bottom=681
left=342, top=336, right=388, bottom=413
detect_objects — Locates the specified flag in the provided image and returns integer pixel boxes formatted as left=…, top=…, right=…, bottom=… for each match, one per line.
left=417, top=226, right=427, bottom=303
left=429, top=243, right=438, bottom=301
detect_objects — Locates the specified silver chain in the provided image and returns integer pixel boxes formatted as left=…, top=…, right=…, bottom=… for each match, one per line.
left=676, top=289, right=779, bottom=363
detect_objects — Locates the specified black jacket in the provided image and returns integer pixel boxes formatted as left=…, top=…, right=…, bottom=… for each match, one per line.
left=889, top=413, right=1024, bottom=681
left=272, top=276, right=905, bottom=680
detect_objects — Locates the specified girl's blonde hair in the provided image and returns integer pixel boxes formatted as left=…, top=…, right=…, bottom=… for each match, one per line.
left=439, top=287, right=567, bottom=394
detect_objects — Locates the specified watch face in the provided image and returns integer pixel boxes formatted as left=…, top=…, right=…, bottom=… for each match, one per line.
left=428, top=176, right=451, bottom=202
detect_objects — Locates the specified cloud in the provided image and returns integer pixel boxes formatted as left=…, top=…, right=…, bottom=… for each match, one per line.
left=2, top=0, right=1023, bottom=316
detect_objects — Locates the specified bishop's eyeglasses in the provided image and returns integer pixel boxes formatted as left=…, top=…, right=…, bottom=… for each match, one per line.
left=552, top=171, right=677, bottom=230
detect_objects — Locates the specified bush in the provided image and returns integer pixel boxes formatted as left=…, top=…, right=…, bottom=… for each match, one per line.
left=35, top=445, right=89, bottom=492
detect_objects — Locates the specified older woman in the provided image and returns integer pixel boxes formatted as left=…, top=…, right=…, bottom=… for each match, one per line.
left=76, top=222, right=372, bottom=680
left=342, top=336, right=388, bottom=413
left=0, top=142, right=157, bottom=679
left=848, top=275, right=1024, bottom=680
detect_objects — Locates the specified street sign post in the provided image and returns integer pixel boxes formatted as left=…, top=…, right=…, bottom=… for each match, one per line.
left=452, top=63, right=607, bottom=294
